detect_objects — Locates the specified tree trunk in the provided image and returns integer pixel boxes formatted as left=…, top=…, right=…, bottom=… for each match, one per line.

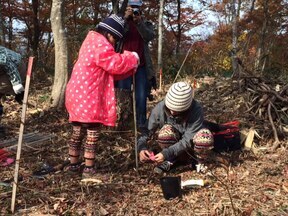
left=231, top=0, right=239, bottom=78
left=158, top=0, right=164, bottom=89
left=119, top=0, right=128, bottom=14
left=50, top=0, right=68, bottom=109
left=255, top=0, right=269, bottom=74
left=0, top=0, right=5, bottom=44
left=112, top=0, right=119, bottom=14
left=91, top=1, right=99, bottom=26
left=7, top=0, right=13, bottom=48
left=31, top=0, right=40, bottom=59
left=250, top=0, right=256, bottom=12
left=175, top=0, right=181, bottom=56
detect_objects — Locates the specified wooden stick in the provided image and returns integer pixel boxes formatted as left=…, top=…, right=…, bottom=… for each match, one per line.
left=132, top=73, right=138, bottom=171
left=268, top=101, right=280, bottom=150
left=172, top=43, right=193, bottom=84
left=159, top=68, right=162, bottom=91
left=11, top=57, right=34, bottom=213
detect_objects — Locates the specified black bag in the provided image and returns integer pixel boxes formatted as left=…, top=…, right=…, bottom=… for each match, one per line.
left=203, top=120, right=242, bottom=152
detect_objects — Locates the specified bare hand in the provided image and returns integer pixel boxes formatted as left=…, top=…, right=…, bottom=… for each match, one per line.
left=154, top=153, right=165, bottom=163
left=125, top=6, right=133, bottom=19
left=139, top=150, right=151, bottom=162
left=125, top=6, right=142, bottom=24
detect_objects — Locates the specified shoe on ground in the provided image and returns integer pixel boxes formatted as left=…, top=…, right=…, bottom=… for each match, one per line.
left=65, top=162, right=82, bottom=174
left=154, top=161, right=173, bottom=174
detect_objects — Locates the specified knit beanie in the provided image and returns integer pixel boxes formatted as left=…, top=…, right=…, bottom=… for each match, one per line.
left=98, top=14, right=125, bottom=40
left=158, top=124, right=180, bottom=145
left=128, top=0, right=143, bottom=6
left=193, top=128, right=214, bottom=150
left=165, top=82, right=194, bottom=112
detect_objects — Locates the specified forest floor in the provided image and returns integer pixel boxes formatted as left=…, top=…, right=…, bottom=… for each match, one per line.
left=0, top=76, right=287, bottom=216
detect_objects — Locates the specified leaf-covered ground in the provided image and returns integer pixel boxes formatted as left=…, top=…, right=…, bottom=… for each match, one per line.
left=0, top=77, right=287, bottom=215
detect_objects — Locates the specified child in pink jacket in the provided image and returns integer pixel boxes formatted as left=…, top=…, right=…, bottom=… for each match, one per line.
left=65, top=14, right=139, bottom=179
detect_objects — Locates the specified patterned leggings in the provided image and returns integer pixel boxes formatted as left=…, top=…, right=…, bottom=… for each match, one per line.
left=157, top=124, right=214, bottom=163
left=68, top=122, right=100, bottom=167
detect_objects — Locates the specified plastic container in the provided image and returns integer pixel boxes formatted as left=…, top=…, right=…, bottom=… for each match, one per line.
left=160, top=176, right=181, bottom=200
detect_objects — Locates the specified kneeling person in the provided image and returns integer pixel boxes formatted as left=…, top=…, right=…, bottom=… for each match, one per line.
left=138, top=82, right=214, bottom=174
left=0, top=46, right=26, bottom=137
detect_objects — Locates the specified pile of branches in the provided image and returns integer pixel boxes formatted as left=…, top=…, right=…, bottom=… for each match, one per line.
left=195, top=76, right=288, bottom=149
left=242, top=77, right=288, bottom=149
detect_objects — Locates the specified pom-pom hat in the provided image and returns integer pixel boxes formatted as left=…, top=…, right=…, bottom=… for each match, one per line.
left=193, top=128, right=214, bottom=150
left=128, top=0, right=143, bottom=6
left=98, top=14, right=125, bottom=40
left=165, top=82, right=194, bottom=112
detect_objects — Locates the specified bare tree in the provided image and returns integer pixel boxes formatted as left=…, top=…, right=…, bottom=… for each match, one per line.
left=255, top=0, right=269, bottom=74
left=50, top=0, right=68, bottom=109
left=175, top=0, right=181, bottom=55
left=7, top=0, right=13, bottom=48
left=231, top=0, right=239, bottom=78
left=31, top=0, right=40, bottom=58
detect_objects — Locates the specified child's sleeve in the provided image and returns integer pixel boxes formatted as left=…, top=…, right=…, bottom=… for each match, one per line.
left=95, top=45, right=139, bottom=77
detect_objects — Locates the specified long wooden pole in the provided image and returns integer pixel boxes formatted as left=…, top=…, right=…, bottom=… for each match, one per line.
left=172, top=43, right=193, bottom=84
left=11, top=57, right=34, bottom=213
left=132, top=73, right=138, bottom=171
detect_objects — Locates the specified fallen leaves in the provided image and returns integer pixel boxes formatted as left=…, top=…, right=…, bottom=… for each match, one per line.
left=0, top=76, right=287, bottom=215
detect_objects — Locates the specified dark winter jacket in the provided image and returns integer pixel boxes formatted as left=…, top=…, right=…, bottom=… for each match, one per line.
left=116, top=17, right=156, bottom=81
left=137, top=100, right=204, bottom=160
left=0, top=46, right=24, bottom=95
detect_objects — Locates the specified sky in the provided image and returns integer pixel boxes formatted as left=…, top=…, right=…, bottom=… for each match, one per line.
left=186, top=1, right=219, bottom=40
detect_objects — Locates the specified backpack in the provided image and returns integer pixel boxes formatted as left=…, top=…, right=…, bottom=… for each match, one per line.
left=203, top=120, right=242, bottom=152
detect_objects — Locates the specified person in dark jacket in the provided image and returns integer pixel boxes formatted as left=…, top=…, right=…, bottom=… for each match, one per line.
left=137, top=82, right=214, bottom=174
left=0, top=46, right=26, bottom=137
left=0, top=46, right=25, bottom=99
left=115, top=0, right=156, bottom=128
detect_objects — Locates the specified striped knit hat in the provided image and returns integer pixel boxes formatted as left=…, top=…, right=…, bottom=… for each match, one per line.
left=165, top=82, right=194, bottom=112
left=193, top=128, right=214, bottom=150
left=98, top=14, right=125, bottom=40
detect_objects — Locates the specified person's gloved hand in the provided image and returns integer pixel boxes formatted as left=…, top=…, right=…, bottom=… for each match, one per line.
left=149, top=76, right=157, bottom=90
left=13, top=84, right=24, bottom=94
left=15, top=91, right=24, bottom=104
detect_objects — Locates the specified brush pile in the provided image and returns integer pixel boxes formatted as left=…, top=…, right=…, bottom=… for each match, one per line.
left=194, top=76, right=288, bottom=149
